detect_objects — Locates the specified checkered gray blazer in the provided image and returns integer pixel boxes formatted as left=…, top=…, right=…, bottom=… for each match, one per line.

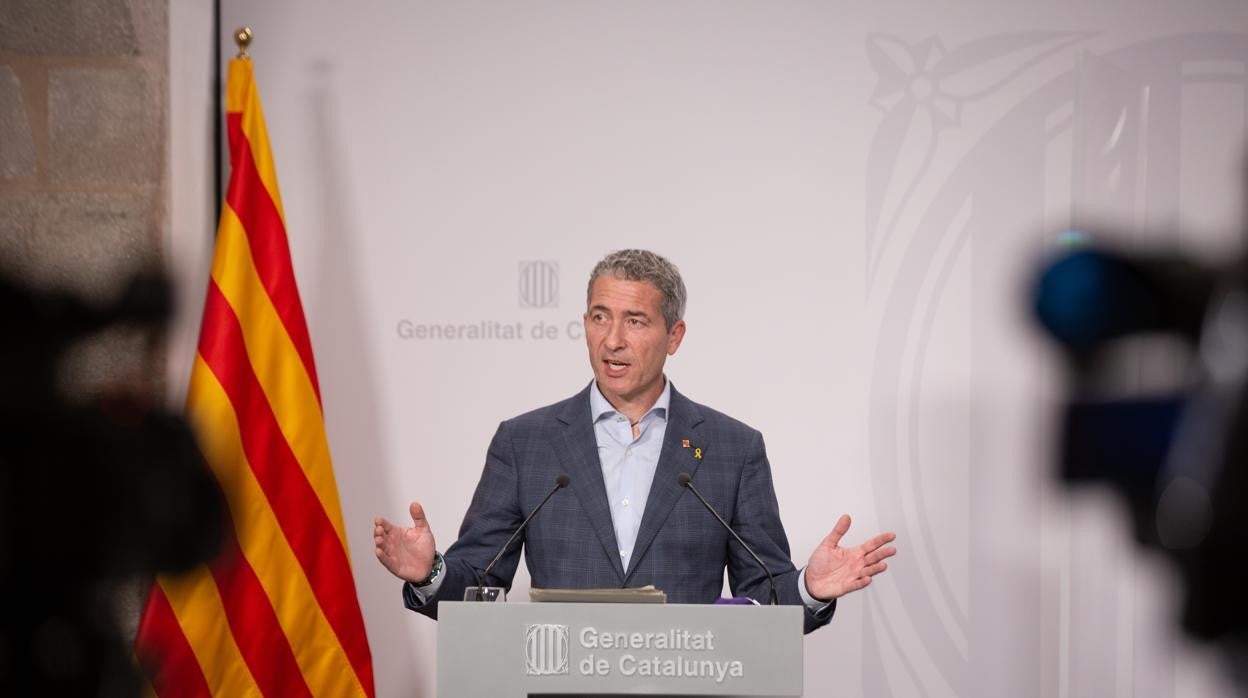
left=404, top=382, right=833, bottom=634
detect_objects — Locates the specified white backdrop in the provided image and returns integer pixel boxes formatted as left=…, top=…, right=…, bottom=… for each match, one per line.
left=169, top=2, right=1248, bottom=696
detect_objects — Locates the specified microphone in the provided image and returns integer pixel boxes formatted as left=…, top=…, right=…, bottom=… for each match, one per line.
left=479, top=474, right=570, bottom=586
left=677, top=472, right=778, bottom=606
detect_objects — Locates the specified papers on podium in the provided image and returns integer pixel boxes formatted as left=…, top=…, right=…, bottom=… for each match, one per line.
left=529, top=585, right=667, bottom=603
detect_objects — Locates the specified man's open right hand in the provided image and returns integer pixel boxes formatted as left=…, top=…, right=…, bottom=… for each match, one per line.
left=374, top=501, right=437, bottom=583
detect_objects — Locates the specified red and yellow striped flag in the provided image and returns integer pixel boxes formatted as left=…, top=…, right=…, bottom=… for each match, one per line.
left=135, top=57, right=374, bottom=697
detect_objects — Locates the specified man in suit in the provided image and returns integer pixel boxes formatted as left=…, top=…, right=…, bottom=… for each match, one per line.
left=375, top=249, right=896, bottom=633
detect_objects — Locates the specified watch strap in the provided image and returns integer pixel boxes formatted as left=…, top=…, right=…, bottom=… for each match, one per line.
left=414, top=551, right=444, bottom=588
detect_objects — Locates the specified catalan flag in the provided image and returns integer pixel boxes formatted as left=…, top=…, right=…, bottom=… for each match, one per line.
left=134, top=56, right=374, bottom=696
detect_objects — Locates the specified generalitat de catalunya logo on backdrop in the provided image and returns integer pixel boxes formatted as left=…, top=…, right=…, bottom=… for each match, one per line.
left=395, top=259, right=585, bottom=341
left=519, top=260, right=559, bottom=308
left=525, top=623, right=569, bottom=676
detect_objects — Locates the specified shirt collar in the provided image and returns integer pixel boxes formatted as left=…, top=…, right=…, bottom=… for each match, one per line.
left=590, top=378, right=671, bottom=424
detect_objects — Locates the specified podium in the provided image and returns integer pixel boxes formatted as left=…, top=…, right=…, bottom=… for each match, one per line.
left=438, top=601, right=803, bottom=697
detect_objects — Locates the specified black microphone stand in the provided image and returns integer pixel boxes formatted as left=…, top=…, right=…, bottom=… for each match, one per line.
left=678, top=472, right=778, bottom=605
left=465, top=474, right=570, bottom=601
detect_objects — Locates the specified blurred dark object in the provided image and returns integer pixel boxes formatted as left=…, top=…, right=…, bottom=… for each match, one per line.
left=1034, top=248, right=1215, bottom=353
left=0, top=270, right=225, bottom=696
left=1033, top=244, right=1248, bottom=680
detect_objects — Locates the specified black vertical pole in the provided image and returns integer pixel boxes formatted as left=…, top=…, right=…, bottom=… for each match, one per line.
left=212, top=0, right=223, bottom=228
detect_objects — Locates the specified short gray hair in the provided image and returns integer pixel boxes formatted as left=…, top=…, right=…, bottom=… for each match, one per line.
left=587, top=249, right=687, bottom=330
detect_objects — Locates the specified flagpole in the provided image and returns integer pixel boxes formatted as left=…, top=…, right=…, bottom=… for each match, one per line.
left=211, top=1, right=221, bottom=226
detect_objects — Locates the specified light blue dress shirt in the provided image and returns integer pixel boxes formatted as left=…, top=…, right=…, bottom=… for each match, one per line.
left=589, top=379, right=671, bottom=574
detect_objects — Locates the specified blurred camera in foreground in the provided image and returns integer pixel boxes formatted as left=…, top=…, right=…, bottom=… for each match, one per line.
left=1033, top=240, right=1248, bottom=681
left=0, top=270, right=225, bottom=696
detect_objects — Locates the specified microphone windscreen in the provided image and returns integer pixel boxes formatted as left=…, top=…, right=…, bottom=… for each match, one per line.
left=677, top=472, right=692, bottom=486
left=555, top=474, right=570, bottom=488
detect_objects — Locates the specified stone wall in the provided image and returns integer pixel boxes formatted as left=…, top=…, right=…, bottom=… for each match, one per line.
left=0, top=0, right=171, bottom=648
left=0, top=0, right=169, bottom=396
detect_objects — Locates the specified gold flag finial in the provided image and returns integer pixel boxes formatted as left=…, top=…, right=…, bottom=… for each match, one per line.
left=234, top=27, right=253, bottom=58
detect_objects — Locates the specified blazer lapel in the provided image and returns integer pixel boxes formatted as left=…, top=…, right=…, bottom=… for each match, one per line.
left=553, top=384, right=626, bottom=583
left=625, top=385, right=705, bottom=585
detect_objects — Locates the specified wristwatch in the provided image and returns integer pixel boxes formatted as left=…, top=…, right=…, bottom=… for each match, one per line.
left=414, top=551, right=444, bottom=588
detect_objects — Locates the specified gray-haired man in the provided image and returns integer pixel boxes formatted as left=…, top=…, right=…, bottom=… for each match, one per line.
left=375, top=249, right=896, bottom=633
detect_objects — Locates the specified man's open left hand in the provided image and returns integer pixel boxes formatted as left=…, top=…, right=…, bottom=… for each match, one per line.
left=804, top=514, right=897, bottom=600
